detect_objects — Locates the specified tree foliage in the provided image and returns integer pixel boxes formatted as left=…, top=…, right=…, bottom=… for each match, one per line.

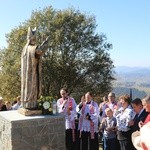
left=0, top=6, right=115, bottom=102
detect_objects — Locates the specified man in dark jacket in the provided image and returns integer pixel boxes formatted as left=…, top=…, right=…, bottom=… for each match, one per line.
left=130, top=98, right=148, bottom=132
left=129, top=98, right=148, bottom=150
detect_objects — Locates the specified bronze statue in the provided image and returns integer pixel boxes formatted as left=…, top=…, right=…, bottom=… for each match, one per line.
left=21, top=27, right=49, bottom=109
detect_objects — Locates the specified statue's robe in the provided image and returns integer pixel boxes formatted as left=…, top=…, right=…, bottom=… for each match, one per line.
left=21, top=40, right=48, bottom=109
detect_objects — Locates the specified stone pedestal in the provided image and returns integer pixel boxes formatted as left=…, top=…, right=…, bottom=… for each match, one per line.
left=17, top=108, right=42, bottom=116
left=0, top=111, right=65, bottom=150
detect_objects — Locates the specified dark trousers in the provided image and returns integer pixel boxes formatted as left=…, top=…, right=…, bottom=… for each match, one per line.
left=75, top=130, right=80, bottom=150
left=117, top=130, right=135, bottom=150
left=81, top=131, right=99, bottom=150
left=103, top=137, right=116, bottom=150
left=119, top=139, right=135, bottom=150
left=119, top=140, right=129, bottom=150
left=115, top=138, right=121, bottom=150
left=66, top=129, right=75, bottom=150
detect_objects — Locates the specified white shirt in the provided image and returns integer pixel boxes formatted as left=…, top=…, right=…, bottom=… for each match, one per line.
left=57, top=97, right=77, bottom=129
left=116, top=105, right=136, bottom=132
left=77, top=100, right=99, bottom=133
left=12, top=103, right=21, bottom=110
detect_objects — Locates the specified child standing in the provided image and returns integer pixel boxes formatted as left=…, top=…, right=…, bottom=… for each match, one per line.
left=99, top=108, right=117, bottom=150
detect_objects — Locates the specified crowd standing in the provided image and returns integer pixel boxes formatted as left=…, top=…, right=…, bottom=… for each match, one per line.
left=1, top=90, right=150, bottom=150
left=0, top=96, right=21, bottom=111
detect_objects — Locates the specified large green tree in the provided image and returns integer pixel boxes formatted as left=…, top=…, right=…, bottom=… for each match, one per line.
left=0, top=6, right=115, bottom=102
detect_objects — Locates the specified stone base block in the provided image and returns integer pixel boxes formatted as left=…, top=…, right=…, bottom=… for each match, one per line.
left=0, top=111, right=65, bottom=150
left=17, top=108, right=42, bottom=116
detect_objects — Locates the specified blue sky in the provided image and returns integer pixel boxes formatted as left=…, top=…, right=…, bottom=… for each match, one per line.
left=0, top=0, right=150, bottom=67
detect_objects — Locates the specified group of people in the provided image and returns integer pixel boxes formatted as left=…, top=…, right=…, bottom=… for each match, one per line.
left=98, top=94, right=150, bottom=150
left=57, top=88, right=150, bottom=150
left=0, top=96, right=21, bottom=111
left=57, top=88, right=99, bottom=150
left=1, top=89, right=150, bottom=150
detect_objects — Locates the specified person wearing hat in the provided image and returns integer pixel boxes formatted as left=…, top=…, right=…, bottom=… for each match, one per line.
left=140, top=122, right=150, bottom=150
left=132, top=121, right=150, bottom=150
left=0, top=97, right=7, bottom=111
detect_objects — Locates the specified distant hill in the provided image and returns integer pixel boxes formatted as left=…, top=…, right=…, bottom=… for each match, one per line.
left=114, top=66, right=150, bottom=74
left=112, top=66, right=150, bottom=99
left=112, top=87, right=147, bottom=100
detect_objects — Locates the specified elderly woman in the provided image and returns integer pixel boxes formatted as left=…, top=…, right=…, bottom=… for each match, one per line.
left=138, top=95, right=150, bottom=127
left=115, top=94, right=136, bottom=150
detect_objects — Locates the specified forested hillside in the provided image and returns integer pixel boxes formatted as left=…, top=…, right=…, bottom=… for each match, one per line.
left=112, top=87, right=147, bottom=99
left=112, top=66, right=150, bottom=99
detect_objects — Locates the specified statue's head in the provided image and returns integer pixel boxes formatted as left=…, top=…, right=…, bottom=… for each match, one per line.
left=27, top=27, right=36, bottom=45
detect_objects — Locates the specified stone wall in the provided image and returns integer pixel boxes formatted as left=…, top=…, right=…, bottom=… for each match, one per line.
left=0, top=111, right=65, bottom=150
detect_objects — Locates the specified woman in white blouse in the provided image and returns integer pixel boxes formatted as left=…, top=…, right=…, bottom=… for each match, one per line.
left=115, top=94, right=136, bottom=150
